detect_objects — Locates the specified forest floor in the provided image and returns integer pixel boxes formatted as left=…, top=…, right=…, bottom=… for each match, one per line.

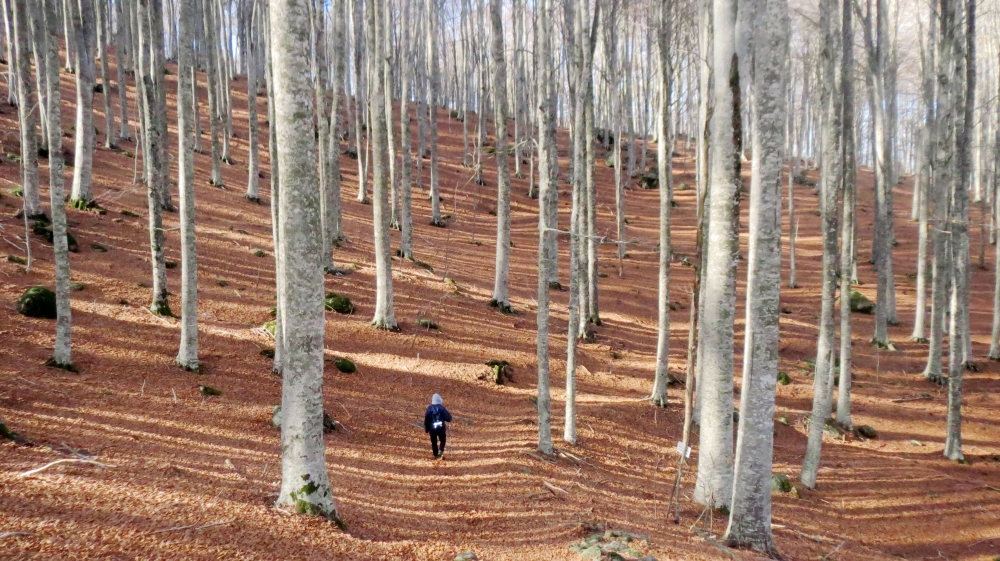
left=1, top=53, right=999, bottom=561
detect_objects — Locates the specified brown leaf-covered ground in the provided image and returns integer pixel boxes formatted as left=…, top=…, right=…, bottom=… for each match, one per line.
left=1, top=49, right=999, bottom=561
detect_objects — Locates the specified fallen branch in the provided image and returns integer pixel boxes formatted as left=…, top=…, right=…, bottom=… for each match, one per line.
left=17, top=458, right=113, bottom=478
left=985, top=485, right=1000, bottom=493
left=542, top=481, right=569, bottom=496
left=152, top=518, right=236, bottom=534
left=0, top=532, right=34, bottom=540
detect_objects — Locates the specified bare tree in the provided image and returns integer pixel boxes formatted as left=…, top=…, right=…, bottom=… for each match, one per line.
left=694, top=0, right=741, bottom=508
left=176, top=0, right=199, bottom=371
left=489, top=0, right=512, bottom=313
left=270, top=0, right=341, bottom=524
left=724, top=0, right=788, bottom=551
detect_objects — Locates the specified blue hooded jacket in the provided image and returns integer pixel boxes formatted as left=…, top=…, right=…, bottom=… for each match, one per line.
left=424, top=393, right=452, bottom=433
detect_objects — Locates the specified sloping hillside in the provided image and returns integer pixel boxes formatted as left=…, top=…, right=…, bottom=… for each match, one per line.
left=1, top=52, right=999, bottom=561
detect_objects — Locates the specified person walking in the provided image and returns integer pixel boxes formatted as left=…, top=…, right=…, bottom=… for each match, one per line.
left=424, top=393, right=452, bottom=459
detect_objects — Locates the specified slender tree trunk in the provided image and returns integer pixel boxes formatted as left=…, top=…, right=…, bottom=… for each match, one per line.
left=535, top=0, right=555, bottom=456
left=95, top=0, right=115, bottom=149
left=204, top=0, right=223, bottom=186
left=924, top=0, right=956, bottom=384
left=10, top=0, right=42, bottom=218
left=427, top=0, right=443, bottom=225
left=137, top=0, right=171, bottom=316
left=41, top=0, right=72, bottom=367
left=246, top=0, right=261, bottom=202
left=369, top=0, right=397, bottom=330
left=397, top=0, right=413, bottom=260
left=489, top=0, right=512, bottom=313
left=800, top=0, right=842, bottom=490
left=724, top=0, right=787, bottom=551
left=836, top=0, right=857, bottom=428
left=68, top=0, right=95, bottom=206
left=265, top=2, right=284, bottom=376
left=176, top=0, right=199, bottom=371
left=693, top=0, right=741, bottom=508
left=944, top=0, right=974, bottom=461
left=650, top=0, right=672, bottom=408
left=328, top=1, right=345, bottom=244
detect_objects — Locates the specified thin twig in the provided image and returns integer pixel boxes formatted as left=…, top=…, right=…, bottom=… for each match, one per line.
left=0, top=532, right=34, bottom=540
left=17, top=458, right=113, bottom=478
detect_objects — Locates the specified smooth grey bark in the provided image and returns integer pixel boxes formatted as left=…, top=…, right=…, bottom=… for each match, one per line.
left=368, top=0, right=397, bottom=330
left=246, top=0, right=261, bottom=202
left=204, top=0, right=223, bottom=187
left=650, top=0, right=672, bottom=408
left=327, top=0, right=345, bottom=245
left=535, top=0, right=555, bottom=456
left=41, top=0, right=72, bottom=367
left=270, top=0, right=340, bottom=523
left=10, top=0, right=42, bottom=218
left=694, top=0, right=740, bottom=509
left=924, top=0, right=956, bottom=383
left=69, top=0, right=96, bottom=206
left=137, top=0, right=170, bottom=316
left=384, top=0, right=399, bottom=231
left=913, top=16, right=935, bottom=342
left=836, top=0, right=857, bottom=429
left=489, top=0, right=512, bottom=313
left=427, top=0, right=442, bottom=225
left=95, top=0, right=115, bottom=149
left=264, top=2, right=284, bottom=376
left=176, top=0, right=199, bottom=371
left=944, top=0, right=974, bottom=462
left=116, top=0, right=131, bottom=141
left=800, top=0, right=842, bottom=490
left=724, top=0, right=787, bottom=551
left=397, top=0, right=413, bottom=260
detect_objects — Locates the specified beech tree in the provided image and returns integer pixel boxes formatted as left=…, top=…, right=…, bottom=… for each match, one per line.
left=40, top=0, right=72, bottom=368
left=725, top=0, right=788, bottom=551
left=694, top=0, right=740, bottom=509
left=69, top=0, right=96, bottom=207
left=489, top=0, right=512, bottom=314
left=800, top=0, right=843, bottom=490
left=176, top=0, right=199, bottom=371
left=270, top=0, right=341, bottom=523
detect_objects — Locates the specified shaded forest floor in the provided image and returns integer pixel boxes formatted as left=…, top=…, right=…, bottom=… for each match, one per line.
left=1, top=51, right=999, bottom=561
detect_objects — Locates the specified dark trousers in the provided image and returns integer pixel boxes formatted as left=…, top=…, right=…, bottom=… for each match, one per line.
left=430, top=429, right=447, bottom=457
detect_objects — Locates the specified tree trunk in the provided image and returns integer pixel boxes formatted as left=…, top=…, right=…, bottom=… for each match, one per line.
left=69, top=0, right=96, bottom=206
left=41, top=0, right=73, bottom=367
left=944, top=0, right=974, bottom=461
left=650, top=0, right=672, bottom=408
left=95, top=0, right=115, bottom=149
left=137, top=0, right=171, bottom=316
left=724, top=0, right=787, bottom=551
left=368, top=0, right=397, bottom=330
left=10, top=0, right=42, bottom=218
left=246, top=0, right=261, bottom=202
left=693, top=0, right=741, bottom=508
left=800, top=0, right=842, bottom=490
left=836, top=0, right=857, bottom=429
left=489, top=0, right=512, bottom=313
left=271, top=0, right=340, bottom=524
left=175, top=0, right=199, bottom=371
left=397, top=0, right=413, bottom=260
left=535, top=0, right=555, bottom=456
left=427, top=0, right=442, bottom=225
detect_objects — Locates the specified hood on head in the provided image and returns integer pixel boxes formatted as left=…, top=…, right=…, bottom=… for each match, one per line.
left=431, top=393, right=443, bottom=405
